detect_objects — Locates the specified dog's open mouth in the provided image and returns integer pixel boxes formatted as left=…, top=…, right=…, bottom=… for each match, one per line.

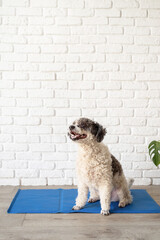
left=69, top=131, right=87, bottom=141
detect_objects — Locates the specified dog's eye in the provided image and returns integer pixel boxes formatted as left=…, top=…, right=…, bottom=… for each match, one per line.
left=77, top=125, right=80, bottom=128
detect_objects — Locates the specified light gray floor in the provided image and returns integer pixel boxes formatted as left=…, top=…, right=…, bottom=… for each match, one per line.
left=0, top=185, right=160, bottom=240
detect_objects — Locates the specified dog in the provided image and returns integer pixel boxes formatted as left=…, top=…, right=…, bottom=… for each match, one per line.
left=68, top=117, right=133, bottom=215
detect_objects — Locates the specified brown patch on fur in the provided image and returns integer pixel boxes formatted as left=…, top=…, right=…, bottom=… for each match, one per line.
left=111, top=154, right=122, bottom=176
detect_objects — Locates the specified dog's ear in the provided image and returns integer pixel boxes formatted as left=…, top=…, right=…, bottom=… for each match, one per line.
left=91, top=122, right=106, bottom=142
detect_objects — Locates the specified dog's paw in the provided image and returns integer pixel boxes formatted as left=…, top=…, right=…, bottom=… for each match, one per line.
left=72, top=205, right=81, bottom=210
left=88, top=197, right=99, bottom=203
left=118, top=201, right=126, bottom=208
left=101, top=210, right=110, bottom=216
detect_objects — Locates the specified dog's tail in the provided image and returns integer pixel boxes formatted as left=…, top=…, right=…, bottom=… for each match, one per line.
left=128, top=178, right=134, bottom=189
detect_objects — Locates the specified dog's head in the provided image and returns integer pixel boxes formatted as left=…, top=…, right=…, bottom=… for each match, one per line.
left=68, top=118, right=106, bottom=143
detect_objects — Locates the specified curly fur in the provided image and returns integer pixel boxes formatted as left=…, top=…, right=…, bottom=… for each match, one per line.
left=68, top=118, right=133, bottom=215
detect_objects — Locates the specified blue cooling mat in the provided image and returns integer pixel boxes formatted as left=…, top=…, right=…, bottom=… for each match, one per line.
left=7, top=189, right=160, bottom=214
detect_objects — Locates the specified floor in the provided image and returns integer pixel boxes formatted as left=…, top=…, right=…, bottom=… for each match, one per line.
left=0, top=185, right=160, bottom=240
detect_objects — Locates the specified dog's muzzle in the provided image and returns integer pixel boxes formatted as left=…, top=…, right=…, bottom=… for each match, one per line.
left=68, top=131, right=87, bottom=141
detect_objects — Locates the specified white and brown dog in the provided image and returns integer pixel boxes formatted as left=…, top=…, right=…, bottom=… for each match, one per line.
left=68, top=118, right=133, bottom=216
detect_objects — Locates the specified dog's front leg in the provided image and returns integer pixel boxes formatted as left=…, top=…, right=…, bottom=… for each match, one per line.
left=99, top=183, right=112, bottom=216
left=72, top=183, right=88, bottom=210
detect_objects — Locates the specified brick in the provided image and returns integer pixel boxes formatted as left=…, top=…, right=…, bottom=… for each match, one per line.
left=58, top=0, right=84, bottom=8
left=98, top=26, right=123, bottom=35
left=132, top=55, right=157, bottom=63
left=96, top=44, right=122, bottom=53
left=27, top=36, right=52, bottom=44
left=15, top=169, right=38, bottom=178
left=14, top=117, right=40, bottom=126
left=70, top=99, right=96, bottom=108
left=30, top=143, right=54, bottom=152
left=81, top=36, right=105, bottom=44
left=0, top=135, right=12, bottom=142
left=134, top=178, right=151, bottom=185
left=71, top=26, right=96, bottom=35
left=113, top=0, right=139, bottom=8
left=44, top=26, right=70, bottom=35
left=95, top=9, right=120, bottom=17
left=108, top=35, right=133, bottom=44
left=44, top=99, right=68, bottom=108
left=0, top=7, right=15, bottom=16
left=140, top=0, right=160, bottom=8
left=56, top=109, right=81, bottom=117
left=3, top=0, right=29, bottom=7
left=30, top=0, right=56, bottom=7
left=0, top=178, right=20, bottom=185
left=68, top=9, right=93, bottom=17
left=122, top=9, right=146, bottom=17
left=132, top=127, right=157, bottom=136
left=3, top=16, right=27, bottom=25
left=83, top=17, right=108, bottom=25
left=147, top=118, right=160, bottom=127
left=119, top=136, right=144, bottom=144
left=97, top=99, right=122, bottom=108
left=2, top=161, right=27, bottom=169
left=82, top=90, right=106, bottom=99
left=82, top=109, right=106, bottom=117
left=41, top=45, right=67, bottom=53
left=2, top=53, right=27, bottom=62
left=40, top=170, right=63, bottom=178
left=110, top=72, right=135, bottom=81
left=55, top=90, right=80, bottom=99
left=106, top=54, right=131, bottom=63
left=18, top=26, right=42, bottom=35
left=0, top=116, right=13, bottom=125
left=94, top=63, right=118, bottom=72
left=28, top=17, right=54, bottom=25
left=136, top=18, right=160, bottom=27
left=121, top=117, right=146, bottom=126
left=95, top=81, right=121, bottom=90
left=123, top=99, right=148, bottom=108
left=108, top=109, right=134, bottom=117
left=48, top=178, right=72, bottom=185
left=42, top=152, right=68, bottom=161
left=124, top=26, right=150, bottom=36
left=28, top=89, right=53, bottom=98
left=0, top=43, right=13, bottom=52
left=56, top=17, right=81, bottom=25
left=53, top=36, right=79, bottom=46
left=69, top=81, right=93, bottom=90
left=16, top=8, right=42, bottom=16
left=4, top=143, right=28, bottom=152
left=135, top=36, right=160, bottom=45
left=144, top=170, right=160, bottom=178
left=85, top=0, right=111, bottom=8
left=55, top=54, right=79, bottom=63
left=110, top=18, right=134, bottom=26
left=16, top=152, right=41, bottom=161
left=108, top=90, right=134, bottom=98
left=67, top=63, right=92, bottom=72
left=148, top=10, right=160, bottom=18
left=2, top=107, right=27, bottom=116
left=69, top=45, right=94, bottom=53
left=28, top=161, right=54, bottom=169
left=14, top=135, right=39, bottom=143
left=27, top=126, right=52, bottom=134
left=120, top=63, right=144, bottom=72
left=21, top=178, right=47, bottom=186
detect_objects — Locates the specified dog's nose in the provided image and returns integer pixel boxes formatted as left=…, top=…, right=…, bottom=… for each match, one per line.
left=69, top=125, right=75, bottom=130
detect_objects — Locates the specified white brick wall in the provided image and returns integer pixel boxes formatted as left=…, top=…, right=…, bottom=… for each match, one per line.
left=0, top=0, right=160, bottom=186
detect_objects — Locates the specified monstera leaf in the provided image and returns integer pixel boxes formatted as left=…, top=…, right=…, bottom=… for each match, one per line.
left=148, top=140, right=160, bottom=167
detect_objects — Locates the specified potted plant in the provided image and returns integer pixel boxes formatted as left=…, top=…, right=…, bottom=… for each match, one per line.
left=148, top=140, right=160, bottom=167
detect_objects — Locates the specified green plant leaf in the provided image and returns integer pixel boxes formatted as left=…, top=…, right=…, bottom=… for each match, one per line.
left=148, top=140, right=160, bottom=167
